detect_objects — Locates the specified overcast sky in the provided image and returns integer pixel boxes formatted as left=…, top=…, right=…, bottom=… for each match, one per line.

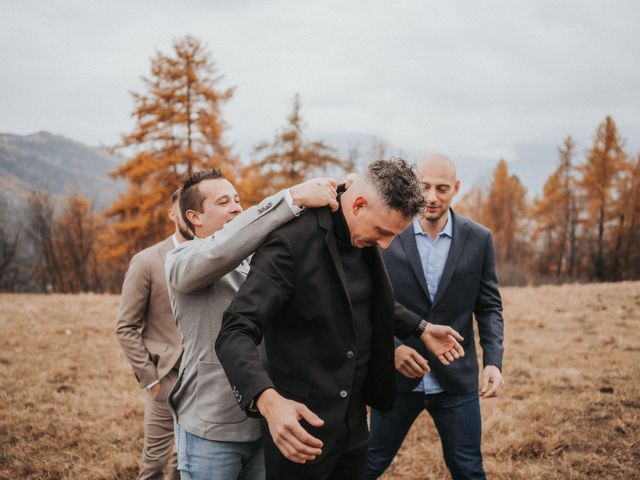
left=1, top=0, right=639, bottom=195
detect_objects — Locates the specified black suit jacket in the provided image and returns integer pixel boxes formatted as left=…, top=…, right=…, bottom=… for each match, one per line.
left=215, top=206, right=422, bottom=432
left=384, top=210, right=504, bottom=394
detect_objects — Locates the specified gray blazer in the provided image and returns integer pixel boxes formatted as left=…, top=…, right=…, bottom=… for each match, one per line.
left=165, top=190, right=296, bottom=442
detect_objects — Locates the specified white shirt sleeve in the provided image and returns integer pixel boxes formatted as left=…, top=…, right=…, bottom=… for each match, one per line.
left=284, top=189, right=305, bottom=216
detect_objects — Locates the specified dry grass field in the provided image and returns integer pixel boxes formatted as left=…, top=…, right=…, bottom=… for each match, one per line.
left=1, top=282, right=639, bottom=479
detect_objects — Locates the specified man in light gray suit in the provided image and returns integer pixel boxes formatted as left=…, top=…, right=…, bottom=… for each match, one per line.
left=116, top=189, right=192, bottom=480
left=165, top=168, right=339, bottom=480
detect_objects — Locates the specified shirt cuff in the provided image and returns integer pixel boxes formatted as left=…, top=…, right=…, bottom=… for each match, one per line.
left=146, top=379, right=160, bottom=390
left=284, top=189, right=305, bottom=217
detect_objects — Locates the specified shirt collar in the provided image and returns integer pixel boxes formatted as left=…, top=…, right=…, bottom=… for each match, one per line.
left=413, top=209, right=453, bottom=239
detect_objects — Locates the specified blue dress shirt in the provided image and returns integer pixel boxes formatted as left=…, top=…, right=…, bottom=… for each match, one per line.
left=411, top=212, right=453, bottom=394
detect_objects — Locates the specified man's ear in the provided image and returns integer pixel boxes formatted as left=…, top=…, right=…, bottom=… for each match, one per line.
left=352, top=195, right=368, bottom=215
left=185, top=209, right=201, bottom=228
left=453, top=180, right=461, bottom=196
left=168, top=207, right=176, bottom=222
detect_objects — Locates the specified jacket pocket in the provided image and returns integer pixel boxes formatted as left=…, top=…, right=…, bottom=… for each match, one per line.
left=195, top=361, right=247, bottom=424
left=269, top=367, right=313, bottom=402
left=144, top=338, right=169, bottom=353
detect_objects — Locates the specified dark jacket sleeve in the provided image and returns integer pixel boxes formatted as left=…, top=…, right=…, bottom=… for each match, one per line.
left=474, top=231, right=504, bottom=370
left=215, top=230, right=295, bottom=411
left=393, top=301, right=422, bottom=340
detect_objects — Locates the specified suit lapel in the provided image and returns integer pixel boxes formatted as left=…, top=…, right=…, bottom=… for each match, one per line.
left=317, top=209, right=353, bottom=314
left=398, top=226, right=431, bottom=303
left=432, top=212, right=469, bottom=308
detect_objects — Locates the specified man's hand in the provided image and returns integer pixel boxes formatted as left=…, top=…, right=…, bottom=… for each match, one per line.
left=289, top=178, right=339, bottom=212
left=480, top=365, right=505, bottom=398
left=395, top=344, right=430, bottom=379
left=148, top=383, right=161, bottom=400
left=420, top=323, right=464, bottom=365
left=256, top=388, right=324, bottom=464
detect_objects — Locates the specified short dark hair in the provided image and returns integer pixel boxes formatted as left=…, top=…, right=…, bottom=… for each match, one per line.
left=180, top=168, right=226, bottom=231
left=367, top=158, right=425, bottom=219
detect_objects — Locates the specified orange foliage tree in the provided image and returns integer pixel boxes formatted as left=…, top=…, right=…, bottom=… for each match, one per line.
left=611, top=153, right=640, bottom=279
left=456, top=160, right=530, bottom=283
left=484, top=160, right=529, bottom=265
left=238, top=95, right=346, bottom=206
left=532, top=136, right=580, bottom=279
left=576, top=116, right=627, bottom=281
left=106, top=35, right=236, bottom=261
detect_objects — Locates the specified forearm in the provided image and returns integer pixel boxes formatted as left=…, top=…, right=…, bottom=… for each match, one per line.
left=167, top=190, right=295, bottom=293
left=392, top=301, right=422, bottom=339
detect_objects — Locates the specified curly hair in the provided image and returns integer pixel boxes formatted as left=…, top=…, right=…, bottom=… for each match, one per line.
left=366, top=157, right=425, bottom=219
left=180, top=168, right=226, bottom=231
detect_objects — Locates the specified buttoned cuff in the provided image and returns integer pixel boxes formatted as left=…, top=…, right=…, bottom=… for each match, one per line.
left=284, top=189, right=305, bottom=216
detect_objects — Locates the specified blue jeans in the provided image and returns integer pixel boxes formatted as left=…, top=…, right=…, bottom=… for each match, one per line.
left=174, top=423, right=264, bottom=480
left=366, top=391, right=485, bottom=480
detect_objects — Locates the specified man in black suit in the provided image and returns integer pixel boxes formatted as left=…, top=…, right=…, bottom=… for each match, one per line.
left=366, top=154, right=505, bottom=480
left=215, top=158, right=465, bottom=479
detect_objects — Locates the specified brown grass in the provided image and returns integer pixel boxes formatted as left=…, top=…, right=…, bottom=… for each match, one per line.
left=1, top=283, right=639, bottom=479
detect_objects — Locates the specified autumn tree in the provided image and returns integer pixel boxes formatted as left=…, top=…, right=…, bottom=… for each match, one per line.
left=238, top=94, right=346, bottom=206
left=484, top=160, right=529, bottom=266
left=55, top=195, right=103, bottom=293
left=455, top=185, right=488, bottom=225
left=532, top=136, right=580, bottom=279
left=0, top=209, right=26, bottom=291
left=577, top=116, right=627, bottom=281
left=107, top=35, right=236, bottom=261
left=611, top=153, right=640, bottom=279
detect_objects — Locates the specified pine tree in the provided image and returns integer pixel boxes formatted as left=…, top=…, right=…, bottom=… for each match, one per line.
left=485, top=159, right=529, bottom=265
left=238, top=94, right=345, bottom=206
left=577, top=116, right=626, bottom=281
left=106, top=35, right=236, bottom=261
left=532, top=136, right=579, bottom=279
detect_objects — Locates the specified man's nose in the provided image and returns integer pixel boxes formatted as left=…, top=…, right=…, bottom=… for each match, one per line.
left=425, top=189, right=437, bottom=202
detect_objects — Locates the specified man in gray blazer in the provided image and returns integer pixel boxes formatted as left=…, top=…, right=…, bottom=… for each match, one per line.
left=366, top=154, right=505, bottom=480
left=116, top=189, right=192, bottom=480
left=165, top=168, right=339, bottom=480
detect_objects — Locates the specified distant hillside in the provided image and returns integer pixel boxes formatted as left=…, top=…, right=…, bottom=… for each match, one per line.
left=0, top=131, right=124, bottom=211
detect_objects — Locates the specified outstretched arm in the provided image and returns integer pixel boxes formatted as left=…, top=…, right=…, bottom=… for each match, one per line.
left=167, top=179, right=337, bottom=294
left=393, top=302, right=464, bottom=365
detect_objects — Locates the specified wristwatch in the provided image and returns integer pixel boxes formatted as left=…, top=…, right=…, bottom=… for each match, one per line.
left=414, top=319, right=429, bottom=338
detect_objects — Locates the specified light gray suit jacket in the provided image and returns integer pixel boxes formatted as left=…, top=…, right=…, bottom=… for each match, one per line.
left=165, top=190, right=297, bottom=442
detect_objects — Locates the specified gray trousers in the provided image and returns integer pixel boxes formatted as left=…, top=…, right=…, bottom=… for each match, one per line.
left=138, top=369, right=180, bottom=480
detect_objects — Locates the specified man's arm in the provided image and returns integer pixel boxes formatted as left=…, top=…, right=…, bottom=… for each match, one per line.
left=393, top=302, right=465, bottom=366
left=215, top=230, right=324, bottom=464
left=115, top=253, right=158, bottom=388
left=167, top=180, right=337, bottom=294
left=475, top=232, right=505, bottom=397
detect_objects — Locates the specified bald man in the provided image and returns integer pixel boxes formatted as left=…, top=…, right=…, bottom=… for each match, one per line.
left=366, top=154, right=505, bottom=480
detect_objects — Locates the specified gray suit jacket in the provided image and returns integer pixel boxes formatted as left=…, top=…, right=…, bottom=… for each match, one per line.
left=165, top=190, right=297, bottom=442
left=383, top=210, right=504, bottom=394
left=116, top=236, right=182, bottom=388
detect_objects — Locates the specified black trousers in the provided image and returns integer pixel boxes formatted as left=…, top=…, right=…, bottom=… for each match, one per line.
left=262, top=401, right=369, bottom=480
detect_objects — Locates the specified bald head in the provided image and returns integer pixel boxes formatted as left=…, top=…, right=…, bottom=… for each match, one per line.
left=418, top=154, right=457, bottom=183
left=416, top=154, right=460, bottom=226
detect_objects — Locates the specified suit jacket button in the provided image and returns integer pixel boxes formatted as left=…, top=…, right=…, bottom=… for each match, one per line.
left=346, top=351, right=354, bottom=359
left=339, top=390, right=348, bottom=398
